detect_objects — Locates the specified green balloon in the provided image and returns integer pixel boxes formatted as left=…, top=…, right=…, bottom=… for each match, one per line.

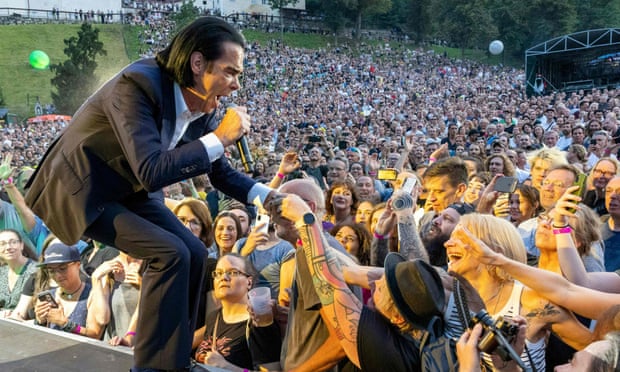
left=29, top=50, right=50, bottom=70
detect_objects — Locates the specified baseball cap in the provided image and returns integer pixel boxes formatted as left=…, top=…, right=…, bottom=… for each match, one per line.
left=39, top=243, right=81, bottom=266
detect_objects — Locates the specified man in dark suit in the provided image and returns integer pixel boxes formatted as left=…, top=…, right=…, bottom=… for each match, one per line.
left=25, top=17, right=273, bottom=371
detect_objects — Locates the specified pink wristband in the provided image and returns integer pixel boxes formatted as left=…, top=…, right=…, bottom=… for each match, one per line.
left=73, top=324, right=81, bottom=334
left=276, top=172, right=285, bottom=179
left=125, top=331, right=136, bottom=337
left=553, top=226, right=572, bottom=235
left=374, top=232, right=389, bottom=239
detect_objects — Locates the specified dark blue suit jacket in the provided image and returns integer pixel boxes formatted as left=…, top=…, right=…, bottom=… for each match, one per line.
left=25, top=59, right=255, bottom=244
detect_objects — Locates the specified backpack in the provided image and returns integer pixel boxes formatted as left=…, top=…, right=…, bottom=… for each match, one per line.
left=418, top=315, right=459, bottom=372
left=418, top=278, right=470, bottom=372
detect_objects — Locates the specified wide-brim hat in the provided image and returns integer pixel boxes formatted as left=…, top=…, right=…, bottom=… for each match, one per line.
left=39, top=243, right=81, bottom=266
left=384, top=253, right=445, bottom=329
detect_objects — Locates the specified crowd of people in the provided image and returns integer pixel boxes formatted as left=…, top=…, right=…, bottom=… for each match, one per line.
left=1, top=13, right=620, bottom=372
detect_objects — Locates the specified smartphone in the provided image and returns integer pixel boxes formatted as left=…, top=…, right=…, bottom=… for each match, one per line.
left=37, top=290, right=58, bottom=308
left=377, top=168, right=398, bottom=181
left=309, top=135, right=321, bottom=143
left=256, top=213, right=270, bottom=235
left=493, top=176, right=518, bottom=193
left=401, top=177, right=418, bottom=194
left=572, top=172, right=587, bottom=198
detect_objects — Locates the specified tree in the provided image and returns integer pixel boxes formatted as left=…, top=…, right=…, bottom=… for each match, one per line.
left=171, top=1, right=200, bottom=34
left=341, top=0, right=393, bottom=42
left=307, top=0, right=352, bottom=44
left=433, top=0, right=498, bottom=56
left=266, top=0, right=300, bottom=40
left=50, top=23, right=107, bottom=115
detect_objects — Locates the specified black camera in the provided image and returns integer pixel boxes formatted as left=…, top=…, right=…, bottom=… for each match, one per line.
left=471, top=310, right=520, bottom=361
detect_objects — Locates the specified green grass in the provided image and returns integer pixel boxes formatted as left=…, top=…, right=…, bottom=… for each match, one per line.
left=0, top=24, right=130, bottom=119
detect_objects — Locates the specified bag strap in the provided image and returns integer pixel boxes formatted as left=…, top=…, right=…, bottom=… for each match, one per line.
left=453, top=277, right=472, bottom=329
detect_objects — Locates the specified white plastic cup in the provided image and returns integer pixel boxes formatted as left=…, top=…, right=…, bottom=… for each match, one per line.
left=248, top=287, right=273, bottom=327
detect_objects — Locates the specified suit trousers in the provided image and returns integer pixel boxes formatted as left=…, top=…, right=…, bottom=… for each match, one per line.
left=85, top=195, right=207, bottom=369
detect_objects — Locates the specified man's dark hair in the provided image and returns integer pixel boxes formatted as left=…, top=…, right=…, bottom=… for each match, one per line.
left=156, top=16, right=246, bottom=87
left=423, top=157, right=468, bottom=187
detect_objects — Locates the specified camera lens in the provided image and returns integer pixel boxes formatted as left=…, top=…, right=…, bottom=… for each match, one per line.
left=392, top=193, right=413, bottom=211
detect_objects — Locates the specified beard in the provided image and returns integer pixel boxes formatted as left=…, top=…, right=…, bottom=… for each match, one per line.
left=420, top=221, right=450, bottom=267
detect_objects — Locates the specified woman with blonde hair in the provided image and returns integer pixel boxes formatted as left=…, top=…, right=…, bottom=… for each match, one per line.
left=443, top=213, right=592, bottom=370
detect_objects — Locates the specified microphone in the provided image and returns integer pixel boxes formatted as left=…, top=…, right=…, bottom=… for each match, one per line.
left=226, top=102, right=254, bottom=173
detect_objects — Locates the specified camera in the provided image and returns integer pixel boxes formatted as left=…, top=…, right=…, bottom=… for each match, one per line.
left=391, top=191, right=414, bottom=211
left=471, top=310, right=519, bottom=361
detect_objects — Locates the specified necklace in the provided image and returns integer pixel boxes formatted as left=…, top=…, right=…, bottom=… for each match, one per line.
left=62, top=282, right=83, bottom=300
left=485, top=282, right=505, bottom=314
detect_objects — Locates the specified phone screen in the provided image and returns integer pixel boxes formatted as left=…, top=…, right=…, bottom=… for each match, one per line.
left=38, top=291, right=58, bottom=308
left=377, top=168, right=398, bottom=180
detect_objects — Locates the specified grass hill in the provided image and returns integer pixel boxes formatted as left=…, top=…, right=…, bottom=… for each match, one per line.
left=0, top=23, right=133, bottom=119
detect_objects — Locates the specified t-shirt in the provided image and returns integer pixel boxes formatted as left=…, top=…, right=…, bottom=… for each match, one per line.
left=0, top=259, right=37, bottom=310
left=234, top=238, right=295, bottom=298
left=357, top=306, right=420, bottom=371
left=601, top=222, right=620, bottom=272
left=199, top=309, right=281, bottom=369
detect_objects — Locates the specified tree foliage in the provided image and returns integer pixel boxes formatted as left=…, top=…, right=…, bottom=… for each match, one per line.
left=306, top=0, right=619, bottom=60
left=340, top=0, right=393, bottom=42
left=50, top=23, right=107, bottom=115
left=433, top=0, right=497, bottom=55
left=171, top=1, right=200, bottom=33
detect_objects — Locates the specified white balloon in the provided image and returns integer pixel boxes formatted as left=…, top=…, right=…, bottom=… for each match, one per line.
left=489, top=40, right=504, bottom=55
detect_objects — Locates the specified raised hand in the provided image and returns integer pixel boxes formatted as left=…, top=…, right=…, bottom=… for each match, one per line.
left=278, top=152, right=301, bottom=175
left=0, top=153, right=14, bottom=182
left=452, top=224, right=502, bottom=265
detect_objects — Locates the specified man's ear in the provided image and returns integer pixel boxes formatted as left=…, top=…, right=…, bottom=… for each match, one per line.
left=455, top=182, right=467, bottom=199
left=190, top=51, right=203, bottom=75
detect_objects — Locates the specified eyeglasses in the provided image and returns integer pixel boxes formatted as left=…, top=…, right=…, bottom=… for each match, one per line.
left=178, top=216, right=201, bottom=229
left=212, top=269, right=250, bottom=279
left=541, top=180, right=568, bottom=191
left=0, top=239, right=21, bottom=249
left=593, top=169, right=616, bottom=178
left=45, top=263, right=73, bottom=275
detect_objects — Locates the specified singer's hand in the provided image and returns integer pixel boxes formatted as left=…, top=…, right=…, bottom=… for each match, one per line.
left=214, top=106, right=250, bottom=147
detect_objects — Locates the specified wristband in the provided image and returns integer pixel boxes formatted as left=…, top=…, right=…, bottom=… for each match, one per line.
left=373, top=232, right=389, bottom=239
left=553, top=226, right=572, bottom=235
left=62, top=320, right=77, bottom=333
left=552, top=224, right=568, bottom=229
left=125, top=331, right=136, bottom=337
left=429, top=157, right=437, bottom=162
left=276, top=172, right=285, bottom=179
left=2, top=177, right=12, bottom=185
left=73, top=324, right=81, bottom=334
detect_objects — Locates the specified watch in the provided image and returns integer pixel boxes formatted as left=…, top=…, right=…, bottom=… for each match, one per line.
left=296, top=212, right=316, bottom=228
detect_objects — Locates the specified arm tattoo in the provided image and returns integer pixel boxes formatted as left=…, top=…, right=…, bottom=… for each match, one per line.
left=525, top=303, right=560, bottom=319
left=298, top=222, right=362, bottom=343
left=370, top=235, right=389, bottom=267
left=397, top=213, right=429, bottom=263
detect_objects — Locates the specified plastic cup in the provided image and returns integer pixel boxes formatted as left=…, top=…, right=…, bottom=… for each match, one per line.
left=248, top=287, right=273, bottom=327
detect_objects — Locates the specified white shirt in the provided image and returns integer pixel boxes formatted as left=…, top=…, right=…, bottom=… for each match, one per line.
left=171, top=83, right=271, bottom=205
